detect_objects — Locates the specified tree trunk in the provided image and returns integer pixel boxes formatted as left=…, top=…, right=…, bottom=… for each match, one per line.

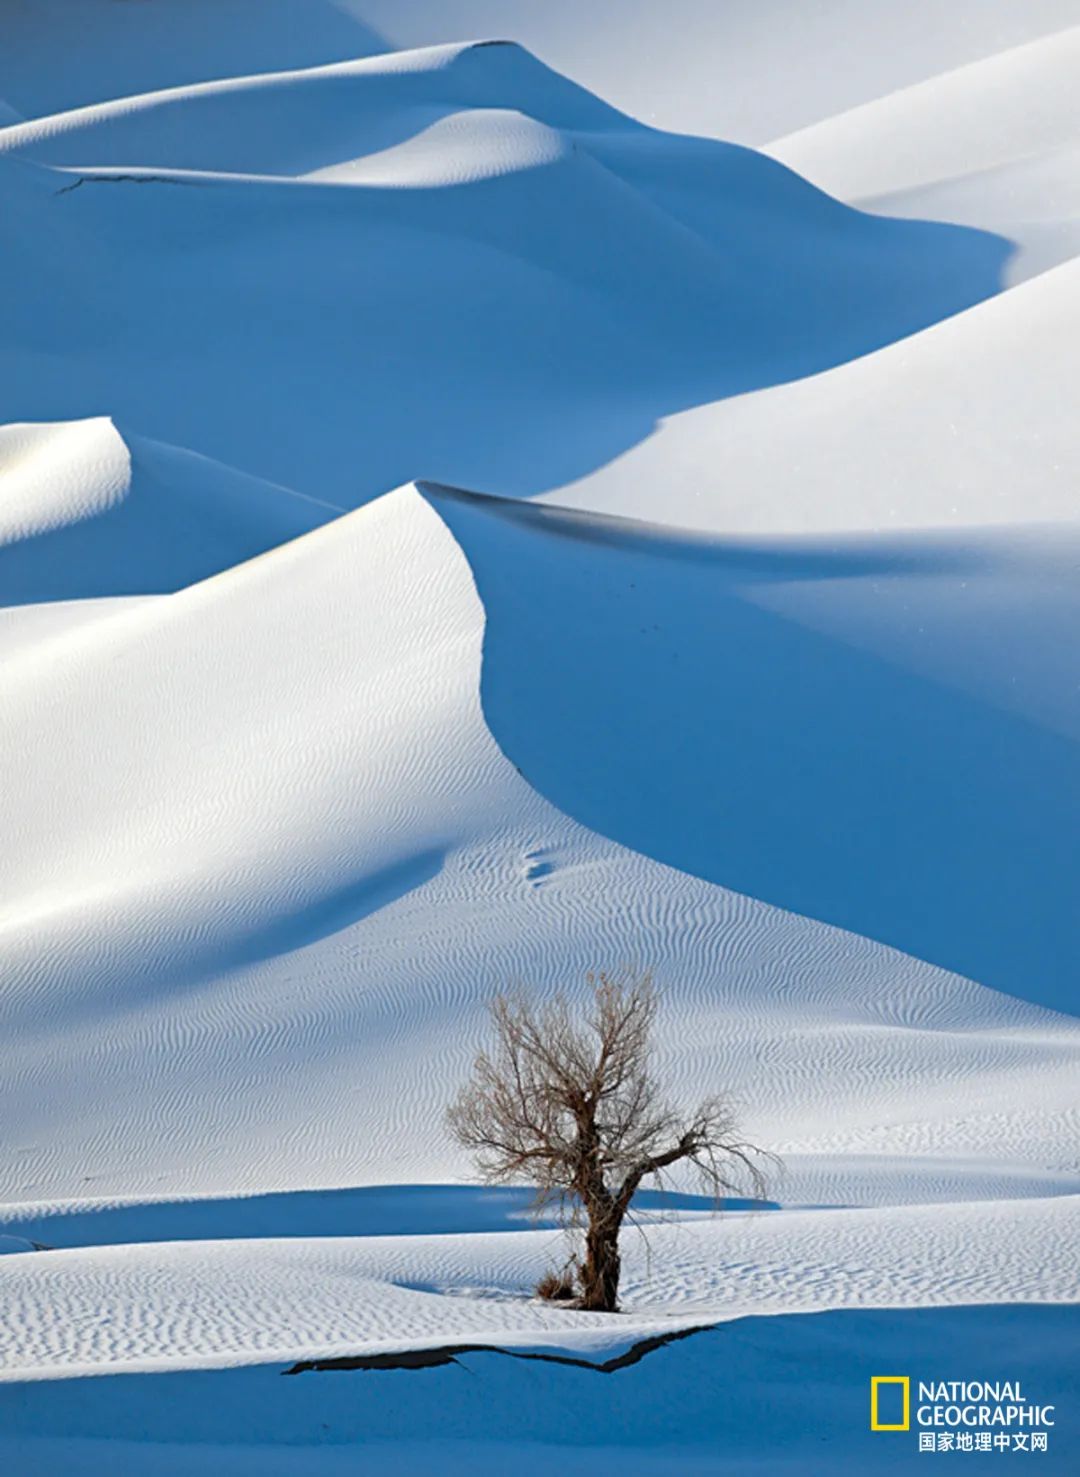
left=579, top=1210, right=622, bottom=1312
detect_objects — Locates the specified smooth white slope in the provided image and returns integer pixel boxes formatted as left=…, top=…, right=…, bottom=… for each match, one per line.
left=2, top=487, right=1074, bottom=1209
left=526, top=268, right=1080, bottom=811
left=769, top=27, right=1080, bottom=285
left=534, top=262, right=1080, bottom=770
left=862, top=143, right=1080, bottom=286
left=771, top=26, right=1080, bottom=200
left=548, top=253, right=1080, bottom=535
left=0, top=418, right=336, bottom=604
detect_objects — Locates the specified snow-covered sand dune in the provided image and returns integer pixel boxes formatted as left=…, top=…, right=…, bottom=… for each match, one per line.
left=551, top=252, right=1080, bottom=534
left=2, top=1197, right=1077, bottom=1380
left=6, top=486, right=1074, bottom=1205
left=770, top=26, right=1080, bottom=284
left=0, top=42, right=1008, bottom=503
left=1, top=5, right=1078, bottom=1472
left=0, top=417, right=335, bottom=605
left=335, top=1, right=1080, bottom=147
left=9, top=0, right=1079, bottom=144
left=435, top=484, right=1080, bottom=1007
left=771, top=26, right=1080, bottom=204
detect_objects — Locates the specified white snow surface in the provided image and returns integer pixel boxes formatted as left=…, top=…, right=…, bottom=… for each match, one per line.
left=770, top=25, right=1080, bottom=285
left=2, top=1197, right=1077, bottom=1381
left=1, top=7, right=1078, bottom=1474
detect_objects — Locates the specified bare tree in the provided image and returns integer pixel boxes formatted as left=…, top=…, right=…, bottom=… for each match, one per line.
left=447, top=971, right=773, bottom=1313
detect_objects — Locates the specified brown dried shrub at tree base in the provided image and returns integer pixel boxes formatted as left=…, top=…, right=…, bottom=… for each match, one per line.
left=535, top=1269, right=578, bottom=1302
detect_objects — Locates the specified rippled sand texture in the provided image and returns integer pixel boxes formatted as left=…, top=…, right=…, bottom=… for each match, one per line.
left=1, top=4, right=1078, bottom=1474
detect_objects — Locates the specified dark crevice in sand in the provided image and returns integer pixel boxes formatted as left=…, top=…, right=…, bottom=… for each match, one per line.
left=283, top=1322, right=716, bottom=1376
left=54, top=173, right=205, bottom=197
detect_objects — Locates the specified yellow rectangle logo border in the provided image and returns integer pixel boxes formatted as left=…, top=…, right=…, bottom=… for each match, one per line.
left=871, top=1376, right=910, bottom=1431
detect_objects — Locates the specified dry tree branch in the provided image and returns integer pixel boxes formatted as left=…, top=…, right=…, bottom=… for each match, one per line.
left=447, top=970, right=778, bottom=1312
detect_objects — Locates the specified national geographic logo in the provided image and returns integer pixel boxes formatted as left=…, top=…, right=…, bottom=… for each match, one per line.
left=871, top=1376, right=910, bottom=1431
left=871, top=1376, right=1055, bottom=1454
